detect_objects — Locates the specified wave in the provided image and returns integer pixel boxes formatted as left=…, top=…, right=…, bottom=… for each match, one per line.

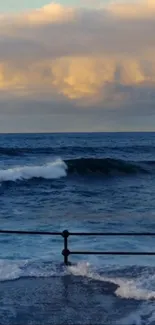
left=0, top=147, right=65, bottom=156
left=69, top=262, right=155, bottom=301
left=0, top=144, right=155, bottom=156
left=0, top=157, right=152, bottom=182
left=0, top=159, right=67, bottom=182
left=0, top=146, right=101, bottom=156
left=1, top=260, right=155, bottom=325
left=69, top=262, right=155, bottom=325
left=66, top=158, right=149, bottom=175
left=1, top=259, right=155, bottom=303
left=0, top=259, right=67, bottom=281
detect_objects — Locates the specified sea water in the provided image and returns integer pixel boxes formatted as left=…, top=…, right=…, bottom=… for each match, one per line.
left=0, top=132, right=155, bottom=324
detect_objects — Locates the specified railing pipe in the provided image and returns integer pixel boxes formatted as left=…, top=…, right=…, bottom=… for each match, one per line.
left=0, top=229, right=61, bottom=235
left=69, top=232, right=155, bottom=236
left=0, top=229, right=155, bottom=265
left=70, top=251, right=155, bottom=255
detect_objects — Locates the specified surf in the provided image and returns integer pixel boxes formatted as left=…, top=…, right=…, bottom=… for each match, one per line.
left=0, top=159, right=67, bottom=182
left=0, top=157, right=153, bottom=183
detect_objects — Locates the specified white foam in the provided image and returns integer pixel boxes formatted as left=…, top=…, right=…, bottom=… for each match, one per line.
left=0, top=259, right=67, bottom=281
left=0, top=260, right=24, bottom=281
left=68, top=262, right=155, bottom=301
left=0, top=158, right=67, bottom=182
left=115, top=279, right=155, bottom=300
left=1, top=259, right=155, bottom=325
left=1, top=258, right=155, bottom=303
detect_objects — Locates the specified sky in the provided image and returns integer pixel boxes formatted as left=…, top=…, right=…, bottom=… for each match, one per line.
left=0, top=0, right=82, bottom=12
left=0, top=0, right=155, bottom=132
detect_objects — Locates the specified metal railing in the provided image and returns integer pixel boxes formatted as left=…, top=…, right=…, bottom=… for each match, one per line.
left=0, top=229, right=155, bottom=265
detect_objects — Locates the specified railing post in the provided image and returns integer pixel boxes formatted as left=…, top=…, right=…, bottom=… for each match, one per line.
left=62, top=230, right=70, bottom=265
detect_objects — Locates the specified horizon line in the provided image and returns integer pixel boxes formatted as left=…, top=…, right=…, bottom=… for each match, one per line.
left=0, top=131, right=155, bottom=135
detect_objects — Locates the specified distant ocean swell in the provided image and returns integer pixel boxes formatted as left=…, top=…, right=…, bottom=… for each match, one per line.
left=0, top=145, right=154, bottom=156
left=0, top=157, right=153, bottom=182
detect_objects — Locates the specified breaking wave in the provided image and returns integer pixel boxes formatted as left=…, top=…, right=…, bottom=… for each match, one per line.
left=0, top=157, right=153, bottom=182
left=68, top=262, right=155, bottom=301
left=1, top=260, right=155, bottom=325
left=1, top=259, right=155, bottom=303
left=0, top=159, right=67, bottom=182
left=66, top=158, right=149, bottom=174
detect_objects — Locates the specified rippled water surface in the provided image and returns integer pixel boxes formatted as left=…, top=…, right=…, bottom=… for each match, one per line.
left=0, top=132, right=155, bottom=324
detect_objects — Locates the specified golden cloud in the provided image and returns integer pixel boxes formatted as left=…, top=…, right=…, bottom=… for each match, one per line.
left=107, top=0, right=155, bottom=19
left=0, top=3, right=75, bottom=25
left=0, top=55, right=154, bottom=104
left=0, top=0, right=155, bottom=108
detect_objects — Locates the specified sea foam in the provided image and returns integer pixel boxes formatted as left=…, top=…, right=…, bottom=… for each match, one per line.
left=68, top=262, right=155, bottom=301
left=0, top=159, right=67, bottom=182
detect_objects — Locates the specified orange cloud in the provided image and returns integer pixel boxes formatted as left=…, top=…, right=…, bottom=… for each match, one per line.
left=107, top=0, right=155, bottom=19
left=0, top=1, right=155, bottom=108
left=0, top=3, right=75, bottom=25
left=22, top=3, right=75, bottom=24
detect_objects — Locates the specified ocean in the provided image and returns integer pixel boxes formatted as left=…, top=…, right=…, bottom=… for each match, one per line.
left=0, top=132, right=155, bottom=325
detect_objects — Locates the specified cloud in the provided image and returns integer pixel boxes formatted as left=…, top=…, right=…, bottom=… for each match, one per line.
left=107, top=0, right=155, bottom=19
left=0, top=3, right=75, bottom=25
left=0, top=0, right=155, bottom=115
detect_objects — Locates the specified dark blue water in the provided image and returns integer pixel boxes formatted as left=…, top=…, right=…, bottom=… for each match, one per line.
left=1, top=132, right=155, bottom=324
